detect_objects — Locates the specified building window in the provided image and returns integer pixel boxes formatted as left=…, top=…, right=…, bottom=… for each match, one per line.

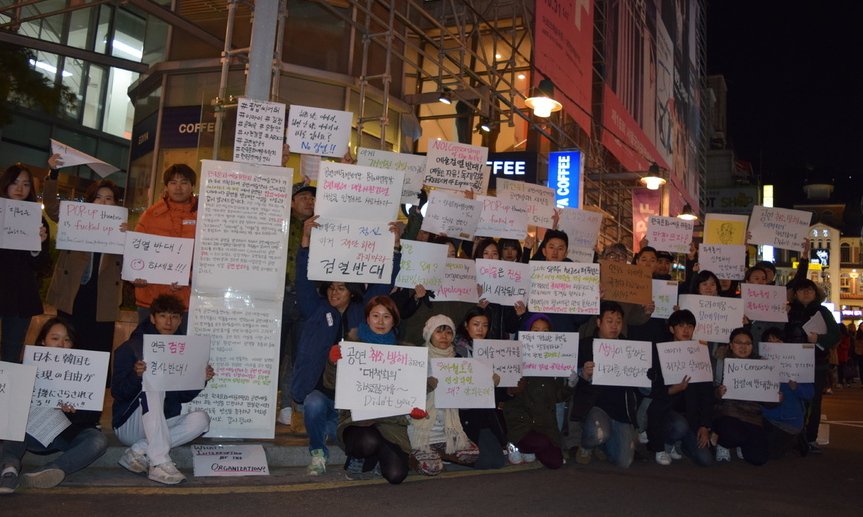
left=842, top=243, right=851, bottom=263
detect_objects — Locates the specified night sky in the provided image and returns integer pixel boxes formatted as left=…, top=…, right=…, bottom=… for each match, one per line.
left=707, top=1, right=863, bottom=213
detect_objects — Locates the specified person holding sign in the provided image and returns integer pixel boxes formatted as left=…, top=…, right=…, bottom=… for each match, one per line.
left=407, top=315, right=479, bottom=476
left=0, top=164, right=50, bottom=363
left=131, top=164, right=197, bottom=331
left=0, top=319, right=108, bottom=493
left=112, top=295, right=214, bottom=485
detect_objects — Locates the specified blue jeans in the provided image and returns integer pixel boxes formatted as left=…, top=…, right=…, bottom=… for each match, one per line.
left=581, top=407, right=636, bottom=468
left=301, top=390, right=338, bottom=456
left=1, top=428, right=108, bottom=475
left=1, top=315, right=31, bottom=363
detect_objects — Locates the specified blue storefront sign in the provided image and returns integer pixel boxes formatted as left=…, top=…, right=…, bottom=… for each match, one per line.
left=547, top=150, right=582, bottom=208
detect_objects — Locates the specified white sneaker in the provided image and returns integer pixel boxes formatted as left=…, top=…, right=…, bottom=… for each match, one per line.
left=119, top=448, right=149, bottom=474
left=716, top=445, right=731, bottom=462
left=655, top=451, right=672, bottom=466
left=521, top=453, right=537, bottom=463
left=21, top=468, right=65, bottom=488
left=667, top=444, right=683, bottom=460
left=638, top=431, right=649, bottom=444
left=148, top=462, right=186, bottom=485
left=736, top=447, right=744, bottom=460
left=277, top=407, right=293, bottom=426
left=307, top=449, right=327, bottom=476
left=506, top=443, right=524, bottom=464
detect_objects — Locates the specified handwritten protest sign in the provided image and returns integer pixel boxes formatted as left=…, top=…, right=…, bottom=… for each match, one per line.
left=656, top=340, right=713, bottom=384
left=747, top=206, right=812, bottom=252
left=122, top=231, right=194, bottom=285
left=431, top=359, right=495, bottom=409
left=557, top=207, right=603, bottom=253
left=286, top=104, right=352, bottom=157
left=357, top=147, right=426, bottom=204
left=424, top=139, right=489, bottom=193
left=529, top=262, right=600, bottom=315
left=475, top=259, right=529, bottom=305
left=652, top=280, right=679, bottom=319
left=192, top=444, right=269, bottom=477
left=678, top=294, right=744, bottom=343
left=421, top=190, right=482, bottom=240
left=300, top=154, right=322, bottom=181
left=600, top=261, right=653, bottom=305
left=394, top=240, right=447, bottom=290
left=0, top=198, right=42, bottom=251
left=722, top=358, right=781, bottom=402
left=335, top=341, right=428, bottom=416
left=50, top=138, right=120, bottom=177
left=568, top=247, right=596, bottom=263
left=56, top=201, right=127, bottom=254
left=646, top=216, right=693, bottom=254
left=23, top=346, right=109, bottom=411
left=233, top=98, right=286, bottom=166
left=308, top=217, right=394, bottom=284
left=194, top=160, right=291, bottom=295
left=520, top=331, right=579, bottom=377
left=592, top=339, right=652, bottom=388
left=433, top=258, right=478, bottom=303
left=473, top=339, right=522, bottom=387
left=26, top=406, right=71, bottom=447
left=316, top=162, right=404, bottom=221
left=741, top=283, right=789, bottom=322
left=759, top=342, right=815, bottom=383
left=704, top=213, right=748, bottom=245
left=0, top=362, right=36, bottom=441
left=698, top=244, right=746, bottom=280
left=496, top=178, right=555, bottom=228
left=475, top=195, right=529, bottom=239
left=142, top=335, right=210, bottom=392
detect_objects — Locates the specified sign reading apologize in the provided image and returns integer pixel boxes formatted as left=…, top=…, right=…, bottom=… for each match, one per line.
left=357, top=148, right=426, bottom=204
left=475, top=258, right=529, bottom=305
left=0, top=198, right=42, bottom=251
left=394, top=240, right=447, bottom=290
left=759, top=342, right=815, bottom=383
left=430, top=359, right=495, bottom=409
left=592, top=339, right=652, bottom=388
left=656, top=340, right=713, bottom=384
left=646, top=216, right=693, bottom=254
left=122, top=232, right=194, bottom=285
left=308, top=217, right=394, bottom=284
left=599, top=261, right=653, bottom=305
left=741, top=283, right=789, bottom=322
left=23, top=346, right=109, bottom=411
left=316, top=162, right=404, bottom=221
left=529, top=262, right=600, bottom=315
left=748, top=206, right=812, bottom=252
left=433, top=258, right=478, bottom=303
left=233, top=97, right=286, bottom=166
left=142, top=334, right=211, bottom=392
left=678, top=295, right=744, bottom=343
left=421, top=190, right=482, bottom=240
left=192, top=444, right=269, bottom=477
left=722, top=358, right=781, bottom=402
left=56, top=201, right=127, bottom=254
left=0, top=362, right=37, bottom=441
left=286, top=104, right=352, bottom=157
left=472, top=340, right=521, bottom=387
left=424, top=139, right=489, bottom=193
left=496, top=178, right=555, bottom=228
left=698, top=244, right=746, bottom=280
left=520, top=331, right=579, bottom=377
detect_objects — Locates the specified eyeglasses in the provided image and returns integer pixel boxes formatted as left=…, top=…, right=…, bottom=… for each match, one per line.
left=731, top=340, right=753, bottom=346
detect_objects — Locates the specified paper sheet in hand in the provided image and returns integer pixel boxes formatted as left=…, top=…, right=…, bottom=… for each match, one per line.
left=26, top=407, right=71, bottom=447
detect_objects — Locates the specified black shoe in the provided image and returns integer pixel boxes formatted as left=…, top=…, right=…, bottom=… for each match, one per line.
left=807, top=442, right=823, bottom=455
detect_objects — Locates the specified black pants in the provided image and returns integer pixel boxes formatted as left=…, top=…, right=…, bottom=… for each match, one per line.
left=805, top=369, right=828, bottom=443
left=342, top=425, right=409, bottom=484
left=713, top=416, right=769, bottom=466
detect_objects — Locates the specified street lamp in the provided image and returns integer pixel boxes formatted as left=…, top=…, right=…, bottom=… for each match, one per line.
left=525, top=78, right=562, bottom=118
left=640, top=162, right=666, bottom=190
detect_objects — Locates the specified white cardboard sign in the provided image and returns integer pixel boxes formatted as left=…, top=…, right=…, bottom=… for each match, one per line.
left=655, top=340, right=713, bottom=385
left=424, top=139, right=489, bottom=194
left=142, top=334, right=211, bottom=392
left=315, top=162, right=404, bottom=221
left=651, top=280, right=679, bottom=320
left=520, top=331, right=580, bottom=377
left=591, top=339, right=652, bottom=388
left=475, top=258, right=529, bottom=305
left=722, top=358, right=781, bottom=402
left=122, top=232, right=195, bottom=285
left=192, top=444, right=270, bottom=477
left=528, top=261, right=600, bottom=315
left=23, top=347, right=109, bottom=411
left=698, top=243, right=746, bottom=280
left=741, top=283, right=789, bottom=323
left=0, top=198, right=42, bottom=251
left=56, top=201, right=127, bottom=254
left=286, top=104, right=352, bottom=158
left=394, top=240, right=447, bottom=290
left=233, top=97, right=286, bottom=166
left=472, top=339, right=522, bottom=388
left=0, top=362, right=37, bottom=441
left=678, top=295, right=744, bottom=343
left=308, top=217, right=394, bottom=284
left=747, top=206, right=812, bottom=252
left=433, top=258, right=478, bottom=303
left=421, top=189, right=482, bottom=240
left=430, top=358, right=495, bottom=409
left=496, top=178, right=555, bottom=228
left=759, top=342, right=815, bottom=383
left=474, top=194, right=529, bottom=239
left=357, top=147, right=426, bottom=204
left=646, top=216, right=693, bottom=254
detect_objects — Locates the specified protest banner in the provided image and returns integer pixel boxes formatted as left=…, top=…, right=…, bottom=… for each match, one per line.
left=741, top=283, right=789, bottom=323
left=286, top=104, right=352, bottom=158
left=592, top=339, right=652, bottom=388
left=430, top=359, right=495, bottom=409
left=0, top=362, right=37, bottom=441
left=23, top=346, right=109, bottom=411
left=433, top=258, right=478, bottom=303
left=520, top=331, right=579, bottom=377
left=496, top=178, right=555, bottom=228
left=194, top=160, right=291, bottom=295
left=474, top=194, right=529, bottom=239
left=0, top=198, right=42, bottom=251
left=759, top=342, right=815, bottom=383
left=316, top=162, right=404, bottom=221
left=122, top=232, right=194, bottom=285
left=142, top=334, right=211, bottom=392
left=678, top=295, right=745, bottom=343
left=55, top=201, right=127, bottom=254
left=424, top=139, right=489, bottom=193
left=475, top=258, right=529, bottom=305
left=655, top=340, right=713, bottom=384
left=50, top=138, right=120, bottom=176
left=722, top=358, right=781, bottom=402
left=192, top=444, right=270, bottom=477
left=335, top=341, right=428, bottom=415
left=394, top=240, right=447, bottom=290
left=26, top=406, right=71, bottom=447
left=421, top=190, right=482, bottom=240
left=308, top=217, right=394, bottom=284
left=357, top=147, right=426, bottom=204
left=233, top=97, right=286, bottom=166
left=747, top=206, right=812, bottom=252
left=703, top=213, right=748, bottom=245
left=556, top=208, right=603, bottom=253
left=472, top=339, right=522, bottom=387
left=698, top=244, right=746, bottom=280
left=646, top=216, right=694, bottom=254
left=529, top=262, right=600, bottom=315
left=652, top=280, right=679, bottom=319
left=600, top=260, right=653, bottom=305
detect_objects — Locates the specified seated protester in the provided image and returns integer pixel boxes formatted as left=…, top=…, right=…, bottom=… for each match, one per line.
left=502, top=314, right=574, bottom=470
left=760, top=327, right=815, bottom=459
left=0, top=319, right=108, bottom=493
left=572, top=301, right=640, bottom=468
left=324, top=296, right=411, bottom=484
left=712, top=328, right=779, bottom=466
left=408, top=315, right=480, bottom=476
left=645, top=310, right=713, bottom=467
left=112, top=294, right=214, bottom=485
